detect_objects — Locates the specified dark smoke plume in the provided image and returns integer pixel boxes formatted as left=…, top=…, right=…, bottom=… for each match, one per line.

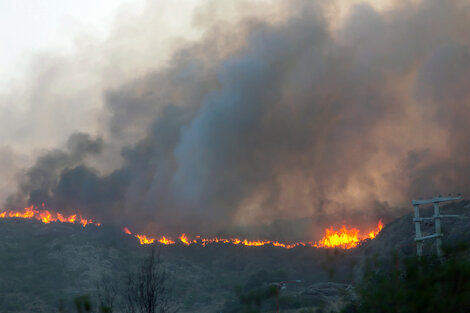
left=5, top=0, right=470, bottom=240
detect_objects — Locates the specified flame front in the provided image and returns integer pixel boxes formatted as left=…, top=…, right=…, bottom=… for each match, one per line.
left=135, top=234, right=155, bottom=244
left=368, top=220, right=383, bottom=239
left=179, top=234, right=191, bottom=245
left=0, top=206, right=96, bottom=227
left=313, top=220, right=384, bottom=249
left=159, top=236, right=175, bottom=245
left=313, top=225, right=360, bottom=249
left=0, top=206, right=383, bottom=250
left=125, top=221, right=383, bottom=249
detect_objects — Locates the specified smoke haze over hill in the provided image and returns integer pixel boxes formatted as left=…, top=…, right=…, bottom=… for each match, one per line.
left=2, top=0, right=470, bottom=240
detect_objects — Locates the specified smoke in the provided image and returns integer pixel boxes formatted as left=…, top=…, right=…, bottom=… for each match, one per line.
left=6, top=133, right=103, bottom=209
left=3, top=0, right=470, bottom=240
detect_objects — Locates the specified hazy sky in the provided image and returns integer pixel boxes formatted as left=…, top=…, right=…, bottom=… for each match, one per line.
left=0, top=1, right=125, bottom=86
left=0, top=0, right=213, bottom=90
left=0, top=0, right=402, bottom=90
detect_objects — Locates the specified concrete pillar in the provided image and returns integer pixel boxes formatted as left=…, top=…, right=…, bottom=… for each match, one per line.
left=413, top=205, right=423, bottom=257
left=433, top=202, right=443, bottom=258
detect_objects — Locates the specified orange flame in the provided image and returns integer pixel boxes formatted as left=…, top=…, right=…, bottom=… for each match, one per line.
left=179, top=234, right=191, bottom=246
left=313, top=225, right=360, bottom=249
left=0, top=206, right=97, bottom=227
left=368, top=220, right=383, bottom=239
left=158, top=236, right=175, bottom=245
left=120, top=227, right=160, bottom=245
left=135, top=234, right=155, bottom=245
left=313, top=220, right=384, bottom=249
left=242, top=239, right=266, bottom=246
left=0, top=206, right=382, bottom=249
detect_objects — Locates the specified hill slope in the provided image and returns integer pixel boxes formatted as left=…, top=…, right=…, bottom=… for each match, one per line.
left=0, top=219, right=332, bottom=312
left=0, top=200, right=468, bottom=313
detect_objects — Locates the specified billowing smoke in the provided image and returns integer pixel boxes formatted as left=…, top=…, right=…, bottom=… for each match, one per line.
left=3, top=0, right=470, bottom=240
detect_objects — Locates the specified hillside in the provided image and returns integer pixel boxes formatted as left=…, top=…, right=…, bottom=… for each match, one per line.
left=0, top=218, right=332, bottom=312
left=347, top=199, right=470, bottom=281
left=0, top=200, right=468, bottom=313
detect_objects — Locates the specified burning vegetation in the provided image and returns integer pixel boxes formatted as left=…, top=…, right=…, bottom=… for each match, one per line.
left=314, top=220, right=384, bottom=249
left=0, top=205, right=98, bottom=227
left=0, top=206, right=383, bottom=249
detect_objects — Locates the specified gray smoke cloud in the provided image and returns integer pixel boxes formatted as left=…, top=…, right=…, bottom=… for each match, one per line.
left=3, top=0, right=470, bottom=240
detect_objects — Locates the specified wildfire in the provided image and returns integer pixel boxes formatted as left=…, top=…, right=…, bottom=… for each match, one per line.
left=123, top=227, right=161, bottom=244
left=179, top=233, right=195, bottom=246
left=368, top=220, right=384, bottom=239
left=159, top=236, right=175, bottom=245
left=313, top=220, right=384, bottom=249
left=125, top=221, right=382, bottom=249
left=180, top=234, right=189, bottom=245
left=0, top=206, right=97, bottom=227
left=135, top=234, right=155, bottom=245
left=0, top=206, right=383, bottom=250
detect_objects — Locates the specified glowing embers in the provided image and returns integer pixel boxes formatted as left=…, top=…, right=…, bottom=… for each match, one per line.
left=313, top=220, right=383, bottom=249
left=0, top=205, right=98, bottom=227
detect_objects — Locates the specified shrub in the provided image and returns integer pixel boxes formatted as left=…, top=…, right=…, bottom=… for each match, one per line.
left=345, top=243, right=470, bottom=313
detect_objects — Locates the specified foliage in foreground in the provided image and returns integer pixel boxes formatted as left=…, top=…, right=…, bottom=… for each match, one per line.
left=221, top=269, right=316, bottom=313
left=344, top=243, right=470, bottom=313
left=221, top=269, right=283, bottom=313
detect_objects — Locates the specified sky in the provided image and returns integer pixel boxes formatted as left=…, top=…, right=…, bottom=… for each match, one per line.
left=2, top=0, right=469, bottom=241
left=0, top=0, right=133, bottom=89
left=0, top=0, right=399, bottom=89
left=0, top=0, right=208, bottom=90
